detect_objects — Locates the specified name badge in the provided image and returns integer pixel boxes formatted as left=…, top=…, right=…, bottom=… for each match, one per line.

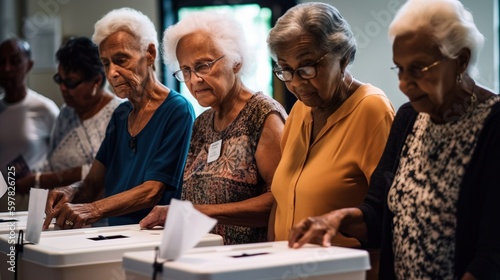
left=207, top=140, right=222, bottom=163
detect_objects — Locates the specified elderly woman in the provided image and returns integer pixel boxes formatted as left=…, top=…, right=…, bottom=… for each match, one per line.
left=289, top=0, right=500, bottom=279
left=16, top=37, right=122, bottom=192
left=43, top=8, right=195, bottom=229
left=267, top=3, right=394, bottom=278
left=139, top=11, right=287, bottom=244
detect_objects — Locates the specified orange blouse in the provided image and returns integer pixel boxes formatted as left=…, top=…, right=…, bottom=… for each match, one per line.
left=271, top=84, right=395, bottom=246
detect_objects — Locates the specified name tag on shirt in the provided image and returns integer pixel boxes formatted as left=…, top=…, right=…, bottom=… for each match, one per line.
left=207, top=140, right=222, bottom=163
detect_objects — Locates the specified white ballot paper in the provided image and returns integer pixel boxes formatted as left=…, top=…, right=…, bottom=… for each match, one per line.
left=160, top=199, right=217, bottom=260
left=0, top=172, right=7, bottom=198
left=26, top=188, right=49, bottom=243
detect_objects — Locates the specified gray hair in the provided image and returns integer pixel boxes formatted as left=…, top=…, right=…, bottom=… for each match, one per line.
left=92, top=7, right=158, bottom=52
left=267, top=2, right=356, bottom=65
left=388, top=0, right=484, bottom=78
left=162, top=10, right=251, bottom=76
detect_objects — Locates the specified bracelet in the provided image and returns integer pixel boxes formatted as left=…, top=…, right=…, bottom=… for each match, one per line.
left=34, top=172, right=41, bottom=189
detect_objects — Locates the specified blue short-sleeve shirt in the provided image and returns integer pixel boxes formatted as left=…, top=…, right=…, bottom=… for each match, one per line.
left=96, top=90, right=194, bottom=225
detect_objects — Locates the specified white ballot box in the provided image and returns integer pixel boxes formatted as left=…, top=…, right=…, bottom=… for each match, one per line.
left=0, top=224, right=223, bottom=280
left=123, top=241, right=370, bottom=280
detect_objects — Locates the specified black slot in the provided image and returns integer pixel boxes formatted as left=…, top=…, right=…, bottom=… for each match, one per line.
left=231, top=252, right=269, bottom=258
left=88, top=234, right=129, bottom=241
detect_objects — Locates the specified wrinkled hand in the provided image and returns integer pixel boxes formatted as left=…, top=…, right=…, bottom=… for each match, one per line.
left=139, top=205, right=169, bottom=229
left=51, top=203, right=101, bottom=229
left=289, top=210, right=345, bottom=249
left=43, top=187, right=76, bottom=230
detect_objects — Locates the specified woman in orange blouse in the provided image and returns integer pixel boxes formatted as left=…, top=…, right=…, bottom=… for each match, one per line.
left=267, top=3, right=395, bottom=279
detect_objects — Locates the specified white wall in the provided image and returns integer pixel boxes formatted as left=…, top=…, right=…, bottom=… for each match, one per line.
left=301, top=0, right=498, bottom=110
left=17, top=0, right=498, bottom=109
left=24, top=0, right=159, bottom=106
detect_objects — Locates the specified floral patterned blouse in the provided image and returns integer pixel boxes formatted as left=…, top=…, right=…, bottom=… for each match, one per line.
left=182, top=92, right=287, bottom=244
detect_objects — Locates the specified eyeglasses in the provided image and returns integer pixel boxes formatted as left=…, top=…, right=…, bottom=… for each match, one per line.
left=173, top=55, right=225, bottom=82
left=53, top=73, right=85, bottom=89
left=273, top=53, right=329, bottom=82
left=390, top=58, right=445, bottom=79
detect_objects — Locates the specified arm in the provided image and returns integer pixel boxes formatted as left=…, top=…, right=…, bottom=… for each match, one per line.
left=195, top=113, right=284, bottom=227
left=288, top=207, right=367, bottom=249
left=47, top=160, right=167, bottom=229
left=43, top=159, right=105, bottom=229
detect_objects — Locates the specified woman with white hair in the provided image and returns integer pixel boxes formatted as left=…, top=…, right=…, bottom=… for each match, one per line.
left=139, top=10, right=287, bottom=245
left=44, top=7, right=195, bottom=229
left=289, top=0, right=500, bottom=279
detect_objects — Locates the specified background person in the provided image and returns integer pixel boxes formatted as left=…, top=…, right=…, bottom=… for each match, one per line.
left=0, top=37, right=59, bottom=211
left=289, top=0, right=500, bottom=279
left=140, top=10, right=287, bottom=245
left=16, top=36, right=122, bottom=193
left=267, top=3, right=395, bottom=278
left=43, top=7, right=194, bottom=229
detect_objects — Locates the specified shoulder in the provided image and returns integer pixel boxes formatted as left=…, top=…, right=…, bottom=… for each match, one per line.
left=248, top=92, right=287, bottom=121
left=354, top=84, right=394, bottom=113
left=27, top=89, right=59, bottom=114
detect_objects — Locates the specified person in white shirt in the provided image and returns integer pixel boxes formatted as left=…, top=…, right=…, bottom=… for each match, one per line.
left=0, top=37, right=59, bottom=210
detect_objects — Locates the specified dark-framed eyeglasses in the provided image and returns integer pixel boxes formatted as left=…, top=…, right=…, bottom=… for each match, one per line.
left=273, top=53, right=329, bottom=82
left=53, top=73, right=85, bottom=89
left=173, top=55, right=225, bottom=82
left=390, top=58, right=446, bottom=79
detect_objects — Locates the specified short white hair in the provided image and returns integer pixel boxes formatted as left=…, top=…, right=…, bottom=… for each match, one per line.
left=162, top=10, right=252, bottom=76
left=389, top=0, right=484, bottom=77
left=92, top=7, right=158, bottom=51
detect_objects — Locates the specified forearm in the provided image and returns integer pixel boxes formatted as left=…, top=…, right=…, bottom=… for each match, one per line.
left=92, top=181, right=165, bottom=219
left=195, top=192, right=274, bottom=227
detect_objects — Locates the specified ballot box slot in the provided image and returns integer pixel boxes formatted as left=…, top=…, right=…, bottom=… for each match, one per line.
left=88, top=234, right=129, bottom=241
left=230, top=252, right=270, bottom=258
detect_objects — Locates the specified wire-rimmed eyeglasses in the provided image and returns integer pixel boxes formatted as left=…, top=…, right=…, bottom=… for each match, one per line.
left=273, top=53, right=329, bottom=82
left=173, top=55, right=225, bottom=82
left=390, top=58, right=446, bottom=79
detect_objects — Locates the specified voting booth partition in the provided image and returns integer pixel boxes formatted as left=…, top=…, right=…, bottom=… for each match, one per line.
left=0, top=224, right=223, bottom=280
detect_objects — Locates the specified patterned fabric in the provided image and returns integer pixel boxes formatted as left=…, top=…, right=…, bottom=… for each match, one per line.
left=43, top=97, right=123, bottom=178
left=182, top=92, right=287, bottom=245
left=388, top=96, right=499, bottom=279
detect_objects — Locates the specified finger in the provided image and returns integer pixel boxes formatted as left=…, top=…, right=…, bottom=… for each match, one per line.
left=139, top=212, right=157, bottom=229
left=289, top=217, right=314, bottom=248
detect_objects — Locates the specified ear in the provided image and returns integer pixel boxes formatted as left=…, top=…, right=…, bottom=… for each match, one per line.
left=233, top=61, right=242, bottom=74
left=26, top=59, right=34, bottom=72
left=146, top=43, right=156, bottom=66
left=95, top=74, right=103, bottom=88
left=340, top=57, right=350, bottom=74
left=456, top=47, right=471, bottom=73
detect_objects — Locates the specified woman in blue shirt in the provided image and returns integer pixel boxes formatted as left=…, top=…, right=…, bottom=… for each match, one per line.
left=43, top=7, right=194, bottom=229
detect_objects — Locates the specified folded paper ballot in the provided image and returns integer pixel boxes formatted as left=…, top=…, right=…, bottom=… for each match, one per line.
left=26, top=188, right=48, bottom=243
left=160, top=199, right=217, bottom=260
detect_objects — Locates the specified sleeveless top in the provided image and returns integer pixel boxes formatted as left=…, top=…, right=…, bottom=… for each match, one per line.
left=182, top=92, right=287, bottom=244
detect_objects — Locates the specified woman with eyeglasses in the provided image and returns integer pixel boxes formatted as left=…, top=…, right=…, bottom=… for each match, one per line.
left=289, top=0, right=500, bottom=279
left=43, top=8, right=195, bottom=230
left=16, top=37, right=122, bottom=193
left=267, top=2, right=395, bottom=278
left=139, top=11, right=287, bottom=245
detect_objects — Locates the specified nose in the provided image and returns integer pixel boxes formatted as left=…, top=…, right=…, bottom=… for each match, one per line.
left=189, top=70, right=203, bottom=82
left=107, top=63, right=120, bottom=80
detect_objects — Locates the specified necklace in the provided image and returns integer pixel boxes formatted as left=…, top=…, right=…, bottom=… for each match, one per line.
left=129, top=97, right=152, bottom=152
left=313, top=75, right=355, bottom=119
left=466, top=83, right=478, bottom=113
